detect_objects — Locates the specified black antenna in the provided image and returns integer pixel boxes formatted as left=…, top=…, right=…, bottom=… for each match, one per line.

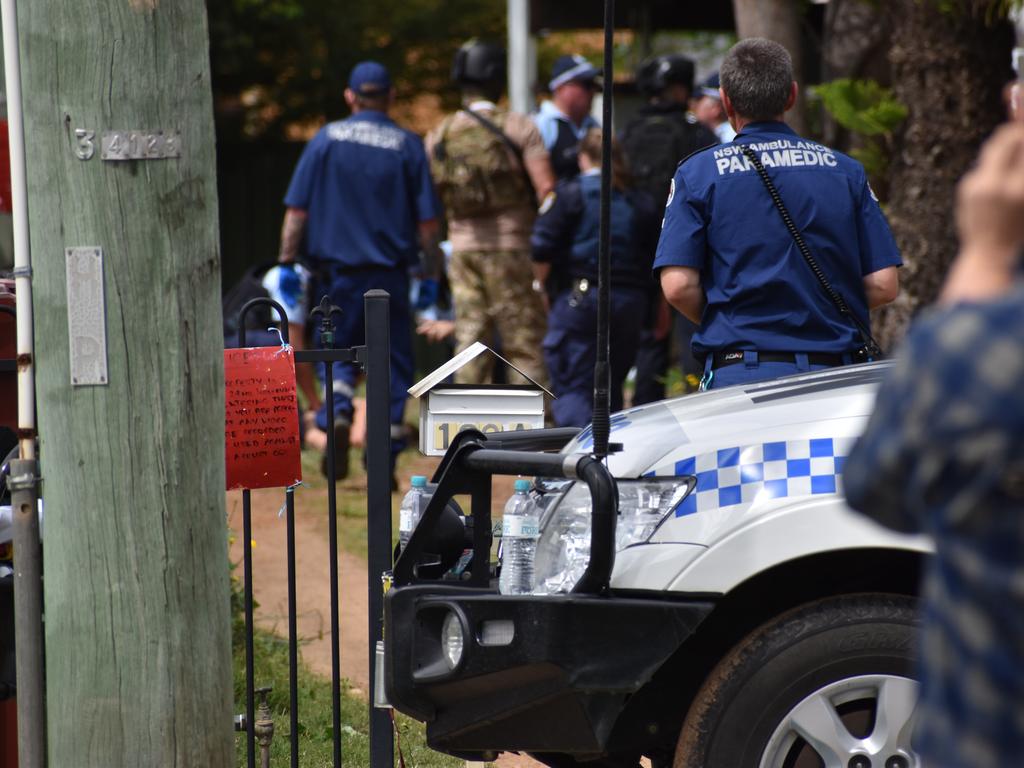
left=591, top=0, right=614, bottom=459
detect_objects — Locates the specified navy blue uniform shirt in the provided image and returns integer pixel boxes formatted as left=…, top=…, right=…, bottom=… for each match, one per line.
left=532, top=171, right=659, bottom=291
left=654, top=121, right=901, bottom=355
left=284, top=111, right=438, bottom=269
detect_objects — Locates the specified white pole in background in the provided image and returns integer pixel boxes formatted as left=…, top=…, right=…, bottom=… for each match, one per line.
left=507, top=0, right=535, bottom=114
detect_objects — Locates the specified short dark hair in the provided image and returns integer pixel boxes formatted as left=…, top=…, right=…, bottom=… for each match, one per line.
left=355, top=92, right=389, bottom=111
left=720, top=38, right=793, bottom=121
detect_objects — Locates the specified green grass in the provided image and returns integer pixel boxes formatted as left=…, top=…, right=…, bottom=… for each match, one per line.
left=233, top=622, right=462, bottom=768
left=233, top=433, right=456, bottom=767
left=294, top=443, right=436, bottom=561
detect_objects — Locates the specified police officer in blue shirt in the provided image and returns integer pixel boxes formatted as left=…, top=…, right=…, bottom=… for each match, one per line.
left=532, top=129, right=660, bottom=427
left=279, top=61, right=441, bottom=478
left=533, top=55, right=601, bottom=181
left=656, top=38, right=901, bottom=390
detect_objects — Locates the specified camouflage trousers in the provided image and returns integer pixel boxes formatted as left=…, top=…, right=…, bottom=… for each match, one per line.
left=448, top=249, right=549, bottom=387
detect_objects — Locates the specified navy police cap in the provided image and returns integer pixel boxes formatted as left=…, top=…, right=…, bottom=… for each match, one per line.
left=349, top=61, right=392, bottom=95
left=549, top=54, right=602, bottom=91
left=700, top=72, right=722, bottom=100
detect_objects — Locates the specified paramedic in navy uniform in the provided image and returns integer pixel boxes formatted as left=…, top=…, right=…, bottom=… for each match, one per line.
left=655, top=38, right=902, bottom=390
left=278, top=61, right=440, bottom=477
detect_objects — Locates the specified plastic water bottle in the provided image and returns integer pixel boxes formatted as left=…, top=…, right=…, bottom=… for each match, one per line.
left=399, top=476, right=428, bottom=552
left=499, top=479, right=540, bottom=595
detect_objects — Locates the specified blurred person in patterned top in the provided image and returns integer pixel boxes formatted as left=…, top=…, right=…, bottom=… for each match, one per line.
left=844, top=122, right=1024, bottom=768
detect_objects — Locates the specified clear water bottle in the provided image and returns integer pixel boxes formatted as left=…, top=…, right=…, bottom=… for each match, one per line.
left=398, top=475, right=428, bottom=552
left=499, top=479, right=540, bottom=595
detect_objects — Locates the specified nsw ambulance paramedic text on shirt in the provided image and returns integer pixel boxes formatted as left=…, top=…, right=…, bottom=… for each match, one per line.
left=655, top=38, right=901, bottom=390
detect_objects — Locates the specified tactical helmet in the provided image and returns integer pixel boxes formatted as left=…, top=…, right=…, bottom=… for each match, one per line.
left=636, top=54, right=696, bottom=96
left=452, top=40, right=507, bottom=87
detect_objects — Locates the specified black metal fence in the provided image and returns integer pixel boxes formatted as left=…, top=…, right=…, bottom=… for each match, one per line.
left=236, top=290, right=394, bottom=768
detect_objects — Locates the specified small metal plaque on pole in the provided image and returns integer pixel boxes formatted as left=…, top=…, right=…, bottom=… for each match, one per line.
left=65, top=246, right=108, bottom=386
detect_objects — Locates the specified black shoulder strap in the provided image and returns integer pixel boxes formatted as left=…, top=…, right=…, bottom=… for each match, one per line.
left=462, top=108, right=537, bottom=205
left=737, top=144, right=883, bottom=361
left=462, top=108, right=522, bottom=161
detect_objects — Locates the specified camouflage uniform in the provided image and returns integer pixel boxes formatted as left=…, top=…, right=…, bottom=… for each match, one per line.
left=448, top=249, right=548, bottom=385
left=426, top=101, right=552, bottom=387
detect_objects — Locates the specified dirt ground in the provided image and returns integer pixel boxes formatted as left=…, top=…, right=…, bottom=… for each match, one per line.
left=228, top=456, right=536, bottom=768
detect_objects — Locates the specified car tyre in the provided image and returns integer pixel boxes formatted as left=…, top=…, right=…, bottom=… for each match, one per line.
left=674, top=593, right=919, bottom=768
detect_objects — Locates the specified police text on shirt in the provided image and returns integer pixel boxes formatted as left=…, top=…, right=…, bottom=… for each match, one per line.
left=325, top=121, right=405, bottom=152
left=714, top=139, right=837, bottom=176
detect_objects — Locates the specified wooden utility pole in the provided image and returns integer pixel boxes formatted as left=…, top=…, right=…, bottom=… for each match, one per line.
left=17, top=1, right=232, bottom=765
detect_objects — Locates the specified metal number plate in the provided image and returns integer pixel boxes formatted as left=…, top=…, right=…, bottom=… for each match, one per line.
left=101, top=130, right=181, bottom=161
left=65, top=247, right=108, bottom=386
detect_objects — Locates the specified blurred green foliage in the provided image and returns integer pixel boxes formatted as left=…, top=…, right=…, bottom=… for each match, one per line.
left=208, top=0, right=505, bottom=141
left=814, top=79, right=907, bottom=136
left=813, top=78, right=907, bottom=179
left=936, top=0, right=1020, bottom=21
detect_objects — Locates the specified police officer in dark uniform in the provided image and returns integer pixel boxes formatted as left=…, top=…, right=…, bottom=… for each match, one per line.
left=531, top=129, right=660, bottom=427
left=622, top=54, right=718, bottom=204
left=533, top=55, right=601, bottom=182
left=656, top=38, right=901, bottom=390
left=279, top=61, right=440, bottom=476
left=621, top=54, right=718, bottom=404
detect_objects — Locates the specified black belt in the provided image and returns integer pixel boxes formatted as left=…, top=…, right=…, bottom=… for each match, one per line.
left=711, top=350, right=846, bottom=370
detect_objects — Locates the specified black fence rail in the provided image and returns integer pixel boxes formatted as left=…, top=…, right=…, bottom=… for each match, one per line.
left=235, top=290, right=394, bottom=768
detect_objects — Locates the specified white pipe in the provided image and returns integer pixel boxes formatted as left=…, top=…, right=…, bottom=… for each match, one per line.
left=1, top=0, right=35, bottom=461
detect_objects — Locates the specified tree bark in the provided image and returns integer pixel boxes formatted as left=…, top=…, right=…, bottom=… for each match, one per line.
left=20, top=1, right=232, bottom=765
left=731, top=0, right=808, bottom=135
left=820, top=0, right=891, bottom=151
left=875, top=0, right=1013, bottom=347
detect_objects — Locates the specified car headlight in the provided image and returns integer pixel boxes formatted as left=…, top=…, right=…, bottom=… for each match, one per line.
left=441, top=611, right=465, bottom=670
left=531, top=478, right=694, bottom=595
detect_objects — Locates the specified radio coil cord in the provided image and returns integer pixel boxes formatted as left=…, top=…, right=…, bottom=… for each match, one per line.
left=738, top=144, right=883, bottom=362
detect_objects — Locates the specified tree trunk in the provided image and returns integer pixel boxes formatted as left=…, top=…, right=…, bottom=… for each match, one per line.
left=731, top=0, right=808, bottom=134
left=875, top=0, right=1013, bottom=347
left=20, top=1, right=232, bottom=765
left=820, top=0, right=891, bottom=151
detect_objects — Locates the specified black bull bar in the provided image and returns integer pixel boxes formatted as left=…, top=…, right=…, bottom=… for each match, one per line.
left=383, top=429, right=713, bottom=760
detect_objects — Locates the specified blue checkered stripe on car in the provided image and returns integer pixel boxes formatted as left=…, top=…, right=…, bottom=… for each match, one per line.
left=671, top=438, right=855, bottom=517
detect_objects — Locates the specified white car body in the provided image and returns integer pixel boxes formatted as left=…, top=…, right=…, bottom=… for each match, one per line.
left=563, top=361, right=930, bottom=593
left=385, top=361, right=929, bottom=767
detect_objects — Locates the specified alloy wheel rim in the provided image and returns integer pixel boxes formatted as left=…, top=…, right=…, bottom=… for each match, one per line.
left=759, top=674, right=919, bottom=768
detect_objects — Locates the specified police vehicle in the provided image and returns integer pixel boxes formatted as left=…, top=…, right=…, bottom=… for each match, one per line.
left=383, top=361, right=927, bottom=768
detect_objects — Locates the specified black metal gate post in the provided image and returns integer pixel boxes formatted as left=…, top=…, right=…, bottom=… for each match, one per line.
left=360, top=290, right=394, bottom=768
left=235, top=292, right=393, bottom=768
left=237, top=297, right=291, bottom=768
left=284, top=482, right=300, bottom=768
left=310, top=297, right=346, bottom=768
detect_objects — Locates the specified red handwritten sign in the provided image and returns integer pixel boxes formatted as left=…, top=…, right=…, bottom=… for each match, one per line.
left=225, top=346, right=302, bottom=490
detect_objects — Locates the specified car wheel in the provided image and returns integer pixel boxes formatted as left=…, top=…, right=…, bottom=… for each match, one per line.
left=674, top=594, right=920, bottom=768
